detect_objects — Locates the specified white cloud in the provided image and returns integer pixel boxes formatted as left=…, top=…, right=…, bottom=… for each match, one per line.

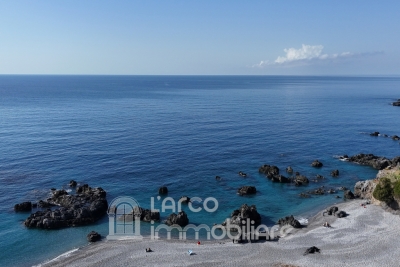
left=252, top=44, right=371, bottom=68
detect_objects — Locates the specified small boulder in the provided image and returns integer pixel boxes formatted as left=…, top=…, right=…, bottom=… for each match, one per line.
left=259, top=164, right=280, bottom=177
left=69, top=180, right=77, bottom=187
left=331, top=170, right=339, bottom=177
left=293, top=175, right=309, bottom=185
left=303, top=246, right=320, bottom=256
left=87, top=231, right=101, bottom=242
left=392, top=135, right=400, bottom=141
left=311, top=160, right=323, bottom=168
left=370, top=132, right=380, bottom=136
left=179, top=196, right=190, bottom=203
left=158, top=186, right=168, bottom=195
left=336, top=211, right=347, bottom=218
left=286, top=166, right=293, bottom=173
left=237, top=186, right=257, bottom=195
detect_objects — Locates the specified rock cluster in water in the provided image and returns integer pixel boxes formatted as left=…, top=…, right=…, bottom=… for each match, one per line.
left=23, top=184, right=108, bottom=229
left=259, top=164, right=309, bottom=185
left=344, top=154, right=400, bottom=170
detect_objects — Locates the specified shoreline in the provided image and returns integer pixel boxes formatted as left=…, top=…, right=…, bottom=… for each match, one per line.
left=39, top=199, right=400, bottom=267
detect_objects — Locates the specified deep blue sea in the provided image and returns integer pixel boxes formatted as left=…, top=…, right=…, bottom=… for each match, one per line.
left=0, top=75, right=399, bottom=267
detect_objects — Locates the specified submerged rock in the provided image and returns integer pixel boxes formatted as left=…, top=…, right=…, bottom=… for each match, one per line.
left=158, top=186, right=168, bottom=195
left=331, top=169, right=340, bottom=177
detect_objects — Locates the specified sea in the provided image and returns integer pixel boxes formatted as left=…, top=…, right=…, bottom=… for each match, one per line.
left=0, top=75, right=399, bottom=267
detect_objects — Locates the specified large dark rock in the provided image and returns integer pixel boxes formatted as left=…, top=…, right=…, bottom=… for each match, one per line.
left=336, top=211, right=347, bottom=218
left=392, top=100, right=400, bottom=106
left=221, top=204, right=261, bottom=231
left=277, top=215, right=301, bottom=228
left=69, top=180, right=77, bottom=187
left=158, top=186, right=168, bottom=195
left=237, top=186, right=257, bottom=195
left=293, top=174, right=309, bottom=186
left=331, top=169, right=339, bottom=177
left=14, top=202, right=32, bottom=212
left=259, top=164, right=280, bottom=177
left=311, top=160, right=323, bottom=168
left=344, top=190, right=355, bottom=199
left=24, top=184, right=108, bottom=229
left=87, top=231, right=101, bottom=242
left=165, top=211, right=189, bottom=227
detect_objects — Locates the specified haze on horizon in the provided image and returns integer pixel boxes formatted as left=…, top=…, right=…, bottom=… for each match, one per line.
left=1, top=1, right=399, bottom=76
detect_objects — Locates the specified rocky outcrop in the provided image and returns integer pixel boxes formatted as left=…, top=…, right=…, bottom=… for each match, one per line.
left=277, top=215, right=301, bottom=228
left=311, top=160, right=323, bottom=168
left=344, top=190, right=355, bottom=199
left=354, top=180, right=376, bottom=200
left=135, top=206, right=160, bottom=222
left=237, top=186, right=256, bottom=195
left=346, top=153, right=400, bottom=170
left=286, top=166, right=293, bottom=173
left=335, top=211, right=347, bottom=218
left=14, top=202, right=32, bottom=212
left=392, top=99, right=400, bottom=106
left=221, top=204, right=261, bottom=231
left=158, top=186, right=168, bottom=195
left=370, top=131, right=380, bottom=136
left=24, top=184, right=108, bottom=229
left=69, top=180, right=77, bottom=187
left=87, top=231, right=101, bottom=242
left=392, top=135, right=400, bottom=140
left=165, top=211, right=189, bottom=227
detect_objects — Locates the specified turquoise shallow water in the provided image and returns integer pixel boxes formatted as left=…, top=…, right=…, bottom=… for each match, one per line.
left=0, top=75, right=399, bottom=266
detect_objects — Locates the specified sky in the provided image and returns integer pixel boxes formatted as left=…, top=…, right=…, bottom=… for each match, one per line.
left=0, top=1, right=399, bottom=75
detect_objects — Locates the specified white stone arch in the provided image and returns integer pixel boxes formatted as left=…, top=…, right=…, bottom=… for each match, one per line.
left=107, top=196, right=143, bottom=240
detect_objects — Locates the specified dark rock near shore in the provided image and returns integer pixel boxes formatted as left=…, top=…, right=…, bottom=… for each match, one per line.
left=165, top=211, right=189, bottom=227
left=24, top=184, right=108, bottom=229
left=311, top=160, right=323, bottom=168
left=277, top=215, right=301, bottom=228
left=237, top=186, right=257, bottom=195
left=14, top=202, right=32, bottom=212
left=344, top=190, right=355, bottom=199
left=69, top=180, right=77, bottom=187
left=158, top=186, right=168, bottom=195
left=370, top=131, right=380, bottom=136
left=222, top=204, right=261, bottom=231
left=392, top=99, right=400, bottom=106
left=331, top=169, right=339, bottom=177
left=323, top=206, right=338, bottom=216
left=286, top=166, right=293, bottom=173
left=87, top=231, right=101, bottom=242
left=336, top=211, right=347, bottom=218
left=135, top=207, right=160, bottom=222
